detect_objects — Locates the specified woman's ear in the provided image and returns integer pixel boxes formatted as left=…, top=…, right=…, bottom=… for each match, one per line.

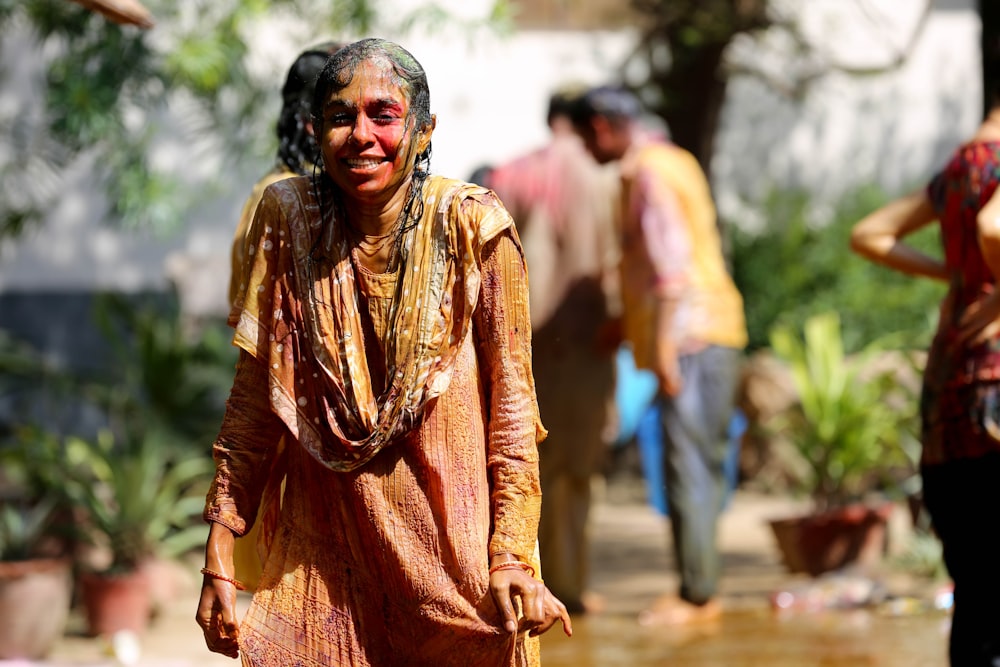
left=416, top=114, right=436, bottom=155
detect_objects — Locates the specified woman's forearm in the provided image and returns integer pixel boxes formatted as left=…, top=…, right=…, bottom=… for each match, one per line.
left=850, top=190, right=947, bottom=280
left=473, top=230, right=543, bottom=561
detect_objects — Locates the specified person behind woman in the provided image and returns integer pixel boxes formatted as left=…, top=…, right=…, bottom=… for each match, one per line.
left=228, top=41, right=342, bottom=306
left=486, top=86, right=620, bottom=615
left=227, top=40, right=344, bottom=594
left=850, top=93, right=1000, bottom=666
left=197, top=38, right=571, bottom=666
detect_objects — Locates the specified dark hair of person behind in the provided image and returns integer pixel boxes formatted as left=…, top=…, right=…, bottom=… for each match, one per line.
left=276, top=41, right=342, bottom=176
left=546, top=84, right=587, bottom=126
left=569, top=85, right=642, bottom=129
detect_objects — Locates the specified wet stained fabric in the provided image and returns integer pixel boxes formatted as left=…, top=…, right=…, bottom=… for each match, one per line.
left=228, top=166, right=297, bottom=591
left=205, top=175, right=545, bottom=666
left=229, top=167, right=296, bottom=307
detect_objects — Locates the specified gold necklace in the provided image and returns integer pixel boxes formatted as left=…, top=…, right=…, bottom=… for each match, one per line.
left=347, top=219, right=403, bottom=266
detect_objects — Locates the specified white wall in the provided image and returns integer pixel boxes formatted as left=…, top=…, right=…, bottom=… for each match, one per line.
left=714, top=0, right=981, bottom=230
left=0, top=0, right=983, bottom=320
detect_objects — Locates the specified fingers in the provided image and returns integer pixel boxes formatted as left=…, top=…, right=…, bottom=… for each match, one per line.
left=490, top=571, right=575, bottom=638
left=195, top=581, right=240, bottom=659
left=527, top=587, right=573, bottom=638
left=957, top=316, right=1000, bottom=348
left=517, top=579, right=546, bottom=631
left=955, top=292, right=1000, bottom=348
left=489, top=576, right=519, bottom=634
left=491, top=569, right=548, bottom=634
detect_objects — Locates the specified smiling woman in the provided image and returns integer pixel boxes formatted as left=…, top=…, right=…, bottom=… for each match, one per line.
left=195, top=38, right=571, bottom=667
left=313, top=52, right=436, bottom=273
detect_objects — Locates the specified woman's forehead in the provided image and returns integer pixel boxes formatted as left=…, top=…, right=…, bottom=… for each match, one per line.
left=333, top=58, right=408, bottom=99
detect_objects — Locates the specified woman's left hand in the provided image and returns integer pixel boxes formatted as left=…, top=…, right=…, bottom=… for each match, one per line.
left=489, top=566, right=573, bottom=638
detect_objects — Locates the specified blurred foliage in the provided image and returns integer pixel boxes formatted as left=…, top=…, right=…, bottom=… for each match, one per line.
left=5, top=426, right=213, bottom=572
left=0, top=295, right=235, bottom=567
left=729, top=184, right=946, bottom=354
left=87, top=293, right=237, bottom=447
left=767, top=312, right=918, bottom=510
left=892, top=531, right=947, bottom=581
left=0, top=496, right=60, bottom=562
left=0, top=0, right=510, bottom=239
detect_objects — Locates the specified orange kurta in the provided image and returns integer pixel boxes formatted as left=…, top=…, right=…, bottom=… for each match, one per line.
left=205, top=175, right=544, bottom=666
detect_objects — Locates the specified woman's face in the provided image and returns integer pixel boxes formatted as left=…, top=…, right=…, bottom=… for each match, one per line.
left=317, top=58, right=432, bottom=203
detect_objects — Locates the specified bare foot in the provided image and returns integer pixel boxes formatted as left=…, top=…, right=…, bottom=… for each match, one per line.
left=638, top=596, right=722, bottom=627
left=580, top=591, right=606, bottom=614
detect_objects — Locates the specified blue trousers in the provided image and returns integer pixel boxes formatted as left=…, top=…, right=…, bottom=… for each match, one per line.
left=657, top=345, right=741, bottom=605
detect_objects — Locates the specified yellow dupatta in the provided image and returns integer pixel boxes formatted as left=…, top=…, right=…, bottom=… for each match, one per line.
left=230, top=174, right=516, bottom=472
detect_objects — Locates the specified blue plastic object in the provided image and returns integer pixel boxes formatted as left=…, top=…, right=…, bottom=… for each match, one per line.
left=615, top=346, right=744, bottom=516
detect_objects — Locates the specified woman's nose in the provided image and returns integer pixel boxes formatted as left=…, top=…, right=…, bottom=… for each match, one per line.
left=351, top=113, right=374, bottom=144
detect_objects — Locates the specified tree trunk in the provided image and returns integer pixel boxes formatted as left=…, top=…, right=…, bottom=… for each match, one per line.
left=656, top=39, right=729, bottom=179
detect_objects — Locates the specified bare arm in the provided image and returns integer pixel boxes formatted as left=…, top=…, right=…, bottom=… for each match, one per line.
left=849, top=190, right=947, bottom=281
left=473, top=227, right=571, bottom=638
left=977, top=187, right=1000, bottom=276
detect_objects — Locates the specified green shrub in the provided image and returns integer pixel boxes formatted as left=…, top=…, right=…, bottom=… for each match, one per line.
left=728, top=185, right=946, bottom=354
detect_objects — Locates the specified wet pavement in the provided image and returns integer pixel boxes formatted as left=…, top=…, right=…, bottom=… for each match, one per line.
left=19, top=489, right=951, bottom=666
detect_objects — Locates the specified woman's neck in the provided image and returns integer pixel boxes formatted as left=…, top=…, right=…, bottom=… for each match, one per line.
left=343, top=177, right=414, bottom=237
left=974, top=108, right=1000, bottom=142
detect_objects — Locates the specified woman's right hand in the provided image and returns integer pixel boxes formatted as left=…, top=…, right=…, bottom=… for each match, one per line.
left=195, top=522, right=241, bottom=659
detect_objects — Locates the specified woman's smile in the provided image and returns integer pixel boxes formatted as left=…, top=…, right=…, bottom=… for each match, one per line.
left=317, top=59, right=422, bottom=200
left=343, top=157, right=386, bottom=171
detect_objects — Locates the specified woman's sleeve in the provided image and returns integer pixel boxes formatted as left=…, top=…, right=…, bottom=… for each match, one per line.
left=472, top=225, right=544, bottom=561
left=203, top=349, right=286, bottom=535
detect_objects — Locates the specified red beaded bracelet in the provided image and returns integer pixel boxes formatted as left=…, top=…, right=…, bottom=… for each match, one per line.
left=488, top=560, right=536, bottom=578
left=200, top=567, right=247, bottom=591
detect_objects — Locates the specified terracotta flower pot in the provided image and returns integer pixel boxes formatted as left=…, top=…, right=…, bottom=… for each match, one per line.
left=0, top=557, right=73, bottom=659
left=769, top=502, right=894, bottom=577
left=79, top=568, right=153, bottom=637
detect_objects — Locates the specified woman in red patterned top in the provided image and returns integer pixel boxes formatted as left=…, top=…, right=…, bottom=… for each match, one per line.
left=851, top=95, right=1000, bottom=666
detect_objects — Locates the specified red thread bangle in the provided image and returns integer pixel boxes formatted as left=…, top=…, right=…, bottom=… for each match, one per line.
left=200, top=567, right=247, bottom=591
left=488, top=561, right=536, bottom=578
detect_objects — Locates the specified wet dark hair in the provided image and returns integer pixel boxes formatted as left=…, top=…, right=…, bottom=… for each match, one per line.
left=276, top=41, right=342, bottom=175
left=311, top=37, right=433, bottom=169
left=569, top=85, right=642, bottom=129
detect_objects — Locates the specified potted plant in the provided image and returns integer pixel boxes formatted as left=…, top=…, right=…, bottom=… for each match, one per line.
left=53, top=295, right=231, bottom=636
left=0, top=426, right=77, bottom=660
left=0, top=495, right=74, bottom=659
left=765, top=312, right=918, bottom=576
left=60, top=428, right=213, bottom=637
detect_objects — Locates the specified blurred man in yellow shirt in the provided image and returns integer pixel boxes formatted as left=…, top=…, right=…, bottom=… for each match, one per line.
left=572, top=86, right=746, bottom=626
